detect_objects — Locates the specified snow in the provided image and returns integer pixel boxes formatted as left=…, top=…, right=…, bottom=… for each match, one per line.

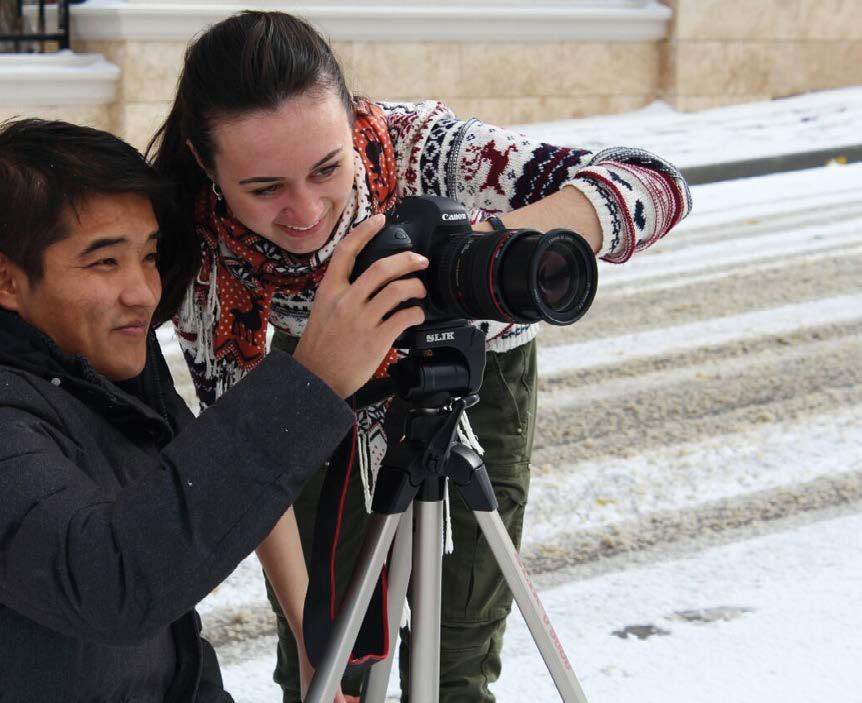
left=219, top=512, right=862, bottom=703
left=539, top=293, right=861, bottom=376
left=523, top=406, right=862, bottom=545
left=495, top=512, right=862, bottom=703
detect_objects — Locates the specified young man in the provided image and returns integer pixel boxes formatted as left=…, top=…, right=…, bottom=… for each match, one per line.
left=0, top=118, right=426, bottom=701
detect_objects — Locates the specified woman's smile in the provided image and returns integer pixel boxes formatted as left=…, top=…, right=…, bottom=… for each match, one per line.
left=275, top=207, right=329, bottom=239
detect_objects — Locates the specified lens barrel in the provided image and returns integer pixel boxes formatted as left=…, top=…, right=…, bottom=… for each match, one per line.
left=435, top=227, right=597, bottom=325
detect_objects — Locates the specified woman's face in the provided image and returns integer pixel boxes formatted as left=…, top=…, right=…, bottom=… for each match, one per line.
left=209, top=90, right=356, bottom=255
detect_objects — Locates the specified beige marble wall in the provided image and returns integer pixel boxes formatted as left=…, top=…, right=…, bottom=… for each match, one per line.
left=75, top=40, right=186, bottom=102
left=345, top=41, right=659, bottom=124
left=61, top=38, right=659, bottom=148
left=8, top=3, right=860, bottom=143
left=669, top=0, right=862, bottom=41
left=113, top=102, right=172, bottom=154
left=662, top=0, right=862, bottom=111
left=69, top=39, right=180, bottom=151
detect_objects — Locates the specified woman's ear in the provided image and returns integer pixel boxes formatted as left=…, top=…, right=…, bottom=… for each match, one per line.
left=0, top=253, right=23, bottom=313
left=186, top=139, right=215, bottom=181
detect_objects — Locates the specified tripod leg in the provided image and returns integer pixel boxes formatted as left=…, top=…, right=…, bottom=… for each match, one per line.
left=409, top=499, right=444, bottom=703
left=363, top=506, right=414, bottom=702
left=306, top=513, right=402, bottom=703
left=474, top=510, right=590, bottom=703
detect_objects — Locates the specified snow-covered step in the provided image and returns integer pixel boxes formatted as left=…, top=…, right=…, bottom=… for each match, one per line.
left=596, top=218, right=861, bottom=293
left=538, top=294, right=860, bottom=376
left=522, top=407, right=862, bottom=554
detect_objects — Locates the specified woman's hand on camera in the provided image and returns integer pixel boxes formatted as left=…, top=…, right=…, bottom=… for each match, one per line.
left=294, top=214, right=428, bottom=399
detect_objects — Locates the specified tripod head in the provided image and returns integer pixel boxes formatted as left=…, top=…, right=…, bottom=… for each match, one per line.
left=388, top=318, right=486, bottom=407
left=372, top=319, right=493, bottom=512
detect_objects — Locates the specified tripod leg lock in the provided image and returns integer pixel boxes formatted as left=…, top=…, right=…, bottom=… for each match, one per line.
left=446, top=444, right=497, bottom=512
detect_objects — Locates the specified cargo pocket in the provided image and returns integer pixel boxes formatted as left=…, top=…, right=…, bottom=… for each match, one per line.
left=467, top=340, right=537, bottom=467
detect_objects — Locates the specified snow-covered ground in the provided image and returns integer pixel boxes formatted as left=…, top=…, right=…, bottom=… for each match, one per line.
left=496, top=510, right=862, bottom=703
left=156, top=89, right=862, bottom=702
left=218, top=510, right=862, bottom=703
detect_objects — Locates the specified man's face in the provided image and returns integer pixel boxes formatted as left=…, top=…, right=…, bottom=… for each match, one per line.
left=1, top=193, right=162, bottom=381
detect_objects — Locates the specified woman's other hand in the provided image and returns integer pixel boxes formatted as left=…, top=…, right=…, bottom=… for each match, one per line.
left=298, top=648, right=359, bottom=703
left=294, top=214, right=428, bottom=399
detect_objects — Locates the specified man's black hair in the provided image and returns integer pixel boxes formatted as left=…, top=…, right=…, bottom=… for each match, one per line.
left=0, top=118, right=178, bottom=325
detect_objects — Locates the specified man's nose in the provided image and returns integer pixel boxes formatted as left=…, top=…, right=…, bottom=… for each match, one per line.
left=120, top=264, right=161, bottom=309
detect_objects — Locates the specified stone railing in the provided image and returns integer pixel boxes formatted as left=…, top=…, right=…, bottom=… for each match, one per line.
left=0, top=0, right=70, bottom=52
left=0, top=50, right=118, bottom=131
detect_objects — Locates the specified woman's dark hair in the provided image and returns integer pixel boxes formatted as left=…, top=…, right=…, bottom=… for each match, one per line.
left=0, top=118, right=176, bottom=322
left=147, top=11, right=353, bottom=321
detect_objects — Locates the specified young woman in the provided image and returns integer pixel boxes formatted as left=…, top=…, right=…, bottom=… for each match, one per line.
left=150, top=11, right=691, bottom=702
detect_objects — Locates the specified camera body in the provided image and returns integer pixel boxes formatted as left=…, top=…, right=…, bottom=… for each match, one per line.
left=352, top=195, right=597, bottom=326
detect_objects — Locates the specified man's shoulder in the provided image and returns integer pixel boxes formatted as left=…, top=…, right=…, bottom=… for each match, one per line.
left=0, top=365, right=69, bottom=423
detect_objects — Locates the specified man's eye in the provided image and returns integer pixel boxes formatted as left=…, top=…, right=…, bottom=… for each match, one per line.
left=145, top=252, right=159, bottom=264
left=89, top=258, right=118, bottom=268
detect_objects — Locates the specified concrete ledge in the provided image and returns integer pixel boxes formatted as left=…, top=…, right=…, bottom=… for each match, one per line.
left=0, top=51, right=119, bottom=106
left=682, top=144, right=862, bottom=186
left=66, top=1, right=671, bottom=43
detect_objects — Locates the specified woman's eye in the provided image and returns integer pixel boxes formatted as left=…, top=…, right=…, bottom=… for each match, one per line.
left=252, top=184, right=282, bottom=196
left=315, top=163, right=339, bottom=179
left=145, top=252, right=159, bottom=264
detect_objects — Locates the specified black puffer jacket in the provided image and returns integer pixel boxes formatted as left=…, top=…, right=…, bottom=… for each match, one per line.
left=0, top=310, right=354, bottom=702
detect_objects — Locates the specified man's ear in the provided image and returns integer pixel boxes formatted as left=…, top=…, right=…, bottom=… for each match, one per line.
left=0, top=253, right=23, bottom=312
left=186, top=139, right=215, bottom=181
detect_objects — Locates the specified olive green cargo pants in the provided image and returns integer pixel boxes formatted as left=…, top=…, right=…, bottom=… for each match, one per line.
left=266, top=334, right=537, bottom=702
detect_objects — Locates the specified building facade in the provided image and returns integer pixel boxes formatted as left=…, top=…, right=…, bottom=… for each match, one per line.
left=1, top=0, right=860, bottom=151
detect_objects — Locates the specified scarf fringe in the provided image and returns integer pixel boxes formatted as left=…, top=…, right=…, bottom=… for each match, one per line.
left=358, top=432, right=377, bottom=514
left=457, top=411, right=484, bottom=456
left=401, top=599, right=412, bottom=631
left=443, top=481, right=455, bottom=555
left=178, top=256, right=222, bottom=381
left=442, top=412, right=484, bottom=555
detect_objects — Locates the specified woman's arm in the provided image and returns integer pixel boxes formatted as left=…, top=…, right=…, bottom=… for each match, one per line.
left=470, top=185, right=603, bottom=253
left=255, top=511, right=318, bottom=697
left=257, top=511, right=354, bottom=703
left=256, top=508, right=308, bottom=645
left=383, top=101, right=691, bottom=263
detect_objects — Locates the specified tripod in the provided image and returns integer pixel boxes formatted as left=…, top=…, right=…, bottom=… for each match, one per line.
left=306, top=322, right=589, bottom=703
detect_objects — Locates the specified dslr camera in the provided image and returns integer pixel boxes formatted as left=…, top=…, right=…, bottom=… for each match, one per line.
left=352, top=195, right=597, bottom=326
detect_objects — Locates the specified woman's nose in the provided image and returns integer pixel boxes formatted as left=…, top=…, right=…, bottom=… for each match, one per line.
left=280, top=186, right=321, bottom=226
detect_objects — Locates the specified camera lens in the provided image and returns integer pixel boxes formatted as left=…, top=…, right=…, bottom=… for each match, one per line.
left=433, top=227, right=597, bottom=325
left=537, top=241, right=578, bottom=311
